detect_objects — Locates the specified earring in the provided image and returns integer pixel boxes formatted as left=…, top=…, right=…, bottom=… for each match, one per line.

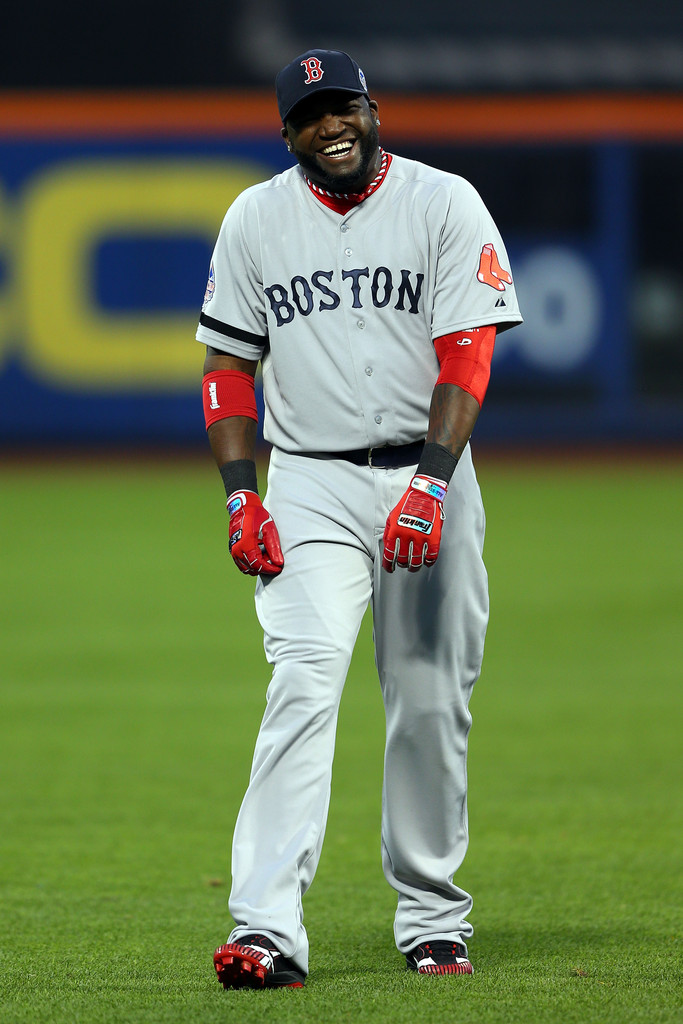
left=286, top=142, right=293, bottom=152
left=376, top=119, right=381, bottom=126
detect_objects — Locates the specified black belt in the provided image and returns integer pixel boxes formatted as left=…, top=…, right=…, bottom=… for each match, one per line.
left=300, top=439, right=425, bottom=468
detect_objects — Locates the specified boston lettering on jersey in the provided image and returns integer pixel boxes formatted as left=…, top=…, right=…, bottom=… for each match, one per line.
left=264, top=266, right=425, bottom=327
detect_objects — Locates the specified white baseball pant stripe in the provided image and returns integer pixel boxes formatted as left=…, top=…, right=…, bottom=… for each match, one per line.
left=227, top=444, right=489, bottom=975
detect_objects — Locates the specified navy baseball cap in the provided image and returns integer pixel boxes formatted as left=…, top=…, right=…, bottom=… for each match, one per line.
left=276, top=49, right=369, bottom=123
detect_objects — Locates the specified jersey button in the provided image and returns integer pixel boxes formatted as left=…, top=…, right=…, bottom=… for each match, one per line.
left=344, top=247, right=353, bottom=256
left=365, top=366, right=373, bottom=375
left=340, top=224, right=349, bottom=233
left=357, top=320, right=365, bottom=329
left=375, top=415, right=383, bottom=424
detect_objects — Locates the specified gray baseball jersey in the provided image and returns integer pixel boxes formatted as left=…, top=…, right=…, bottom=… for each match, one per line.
left=196, top=154, right=521, bottom=450
left=200, top=152, right=521, bottom=975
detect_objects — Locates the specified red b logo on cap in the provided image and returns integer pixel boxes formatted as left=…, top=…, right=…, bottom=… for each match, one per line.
left=301, top=57, right=324, bottom=84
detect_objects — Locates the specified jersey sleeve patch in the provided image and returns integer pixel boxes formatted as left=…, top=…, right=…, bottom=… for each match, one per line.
left=202, top=262, right=215, bottom=307
left=476, top=244, right=512, bottom=292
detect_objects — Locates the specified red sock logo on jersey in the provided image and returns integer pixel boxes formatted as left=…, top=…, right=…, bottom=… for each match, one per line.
left=477, top=243, right=512, bottom=291
left=301, top=57, right=324, bottom=84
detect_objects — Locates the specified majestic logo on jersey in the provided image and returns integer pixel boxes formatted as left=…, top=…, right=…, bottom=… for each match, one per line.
left=477, top=243, right=512, bottom=292
left=203, top=262, right=215, bottom=306
left=301, top=57, right=324, bottom=84
left=264, top=267, right=424, bottom=327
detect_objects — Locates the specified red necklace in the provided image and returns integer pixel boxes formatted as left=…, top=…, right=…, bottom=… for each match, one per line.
left=304, top=150, right=392, bottom=214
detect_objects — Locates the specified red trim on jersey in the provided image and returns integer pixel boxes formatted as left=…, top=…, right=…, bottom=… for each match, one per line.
left=202, top=370, right=258, bottom=429
left=434, top=326, right=497, bottom=407
left=304, top=150, right=392, bottom=214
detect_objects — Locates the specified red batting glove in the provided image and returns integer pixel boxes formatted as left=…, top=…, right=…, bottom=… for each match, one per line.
left=382, top=475, right=447, bottom=573
left=226, top=490, right=284, bottom=577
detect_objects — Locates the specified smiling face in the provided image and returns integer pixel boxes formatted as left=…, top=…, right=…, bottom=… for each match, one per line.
left=282, top=91, right=381, bottom=193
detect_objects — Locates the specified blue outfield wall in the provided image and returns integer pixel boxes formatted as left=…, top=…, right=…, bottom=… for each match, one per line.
left=0, top=120, right=680, bottom=449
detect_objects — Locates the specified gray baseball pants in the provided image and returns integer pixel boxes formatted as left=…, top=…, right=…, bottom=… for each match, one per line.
left=227, top=444, right=489, bottom=975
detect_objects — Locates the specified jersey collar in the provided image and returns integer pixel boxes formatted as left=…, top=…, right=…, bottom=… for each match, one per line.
left=303, top=150, right=392, bottom=215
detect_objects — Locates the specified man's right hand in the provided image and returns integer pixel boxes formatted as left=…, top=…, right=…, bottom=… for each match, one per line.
left=227, top=491, right=284, bottom=576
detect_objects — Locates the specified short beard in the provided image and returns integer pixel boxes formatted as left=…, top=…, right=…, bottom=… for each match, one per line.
left=293, top=122, right=381, bottom=194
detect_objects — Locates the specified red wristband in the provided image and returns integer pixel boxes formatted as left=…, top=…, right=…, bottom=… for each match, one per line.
left=202, top=370, right=258, bottom=429
left=434, top=325, right=496, bottom=407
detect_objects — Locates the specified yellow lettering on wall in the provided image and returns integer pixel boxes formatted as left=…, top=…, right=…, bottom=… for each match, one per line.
left=19, top=160, right=268, bottom=389
left=0, top=183, right=13, bottom=367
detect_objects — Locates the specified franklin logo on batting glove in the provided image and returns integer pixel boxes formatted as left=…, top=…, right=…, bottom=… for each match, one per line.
left=382, top=474, right=447, bottom=573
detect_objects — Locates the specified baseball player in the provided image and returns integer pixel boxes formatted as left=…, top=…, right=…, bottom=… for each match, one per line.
left=198, top=49, right=522, bottom=989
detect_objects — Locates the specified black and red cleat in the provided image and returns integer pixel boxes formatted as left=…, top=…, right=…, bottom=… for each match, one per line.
left=213, top=934, right=305, bottom=989
left=406, top=939, right=474, bottom=975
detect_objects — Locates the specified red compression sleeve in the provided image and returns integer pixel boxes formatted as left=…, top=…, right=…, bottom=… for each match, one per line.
left=434, top=325, right=497, bottom=407
left=202, top=370, right=258, bottom=429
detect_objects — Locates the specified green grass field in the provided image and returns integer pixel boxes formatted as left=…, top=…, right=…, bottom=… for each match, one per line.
left=1, top=451, right=681, bottom=1023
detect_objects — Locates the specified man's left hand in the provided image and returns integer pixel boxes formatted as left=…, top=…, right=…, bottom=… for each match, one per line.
left=382, top=475, right=447, bottom=573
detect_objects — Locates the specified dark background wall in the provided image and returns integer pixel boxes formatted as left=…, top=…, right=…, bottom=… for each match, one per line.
left=3, top=0, right=683, bottom=91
